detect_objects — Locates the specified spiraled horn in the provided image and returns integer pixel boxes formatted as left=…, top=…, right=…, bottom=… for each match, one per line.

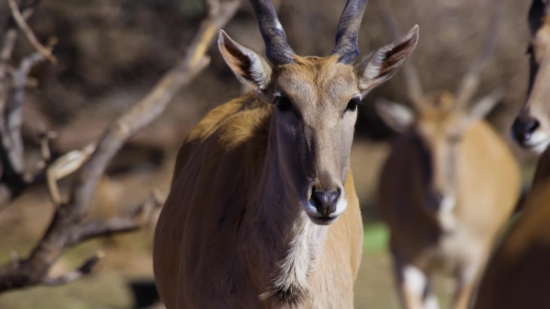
left=332, top=0, right=369, bottom=64
left=249, top=0, right=295, bottom=65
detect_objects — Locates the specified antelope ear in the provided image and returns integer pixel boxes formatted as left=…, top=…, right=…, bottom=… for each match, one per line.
left=356, top=25, right=419, bottom=95
left=218, top=30, right=272, bottom=91
left=463, top=88, right=504, bottom=127
left=374, top=97, right=414, bottom=133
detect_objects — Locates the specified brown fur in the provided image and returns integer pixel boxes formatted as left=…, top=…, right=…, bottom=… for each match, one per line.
left=473, top=2, right=550, bottom=308
left=154, top=90, right=362, bottom=308
left=153, top=9, right=418, bottom=306
left=376, top=92, right=521, bottom=309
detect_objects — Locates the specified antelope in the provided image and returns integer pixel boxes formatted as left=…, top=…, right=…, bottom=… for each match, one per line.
left=152, top=0, right=419, bottom=307
left=373, top=1, right=520, bottom=308
left=474, top=1, right=550, bottom=308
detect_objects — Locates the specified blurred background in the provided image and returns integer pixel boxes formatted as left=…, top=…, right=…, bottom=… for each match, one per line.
left=0, top=0, right=535, bottom=308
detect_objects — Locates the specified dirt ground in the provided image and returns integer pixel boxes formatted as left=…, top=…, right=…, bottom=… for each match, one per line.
left=0, top=226, right=456, bottom=309
left=0, top=140, right=524, bottom=309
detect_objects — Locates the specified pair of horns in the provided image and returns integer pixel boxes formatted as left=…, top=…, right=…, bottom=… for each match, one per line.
left=377, top=0, right=503, bottom=110
left=250, top=0, right=369, bottom=65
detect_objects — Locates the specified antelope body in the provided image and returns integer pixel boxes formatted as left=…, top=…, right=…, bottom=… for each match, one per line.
left=474, top=1, right=550, bottom=308
left=376, top=96, right=520, bottom=309
left=153, top=0, right=419, bottom=308
left=374, top=1, right=520, bottom=308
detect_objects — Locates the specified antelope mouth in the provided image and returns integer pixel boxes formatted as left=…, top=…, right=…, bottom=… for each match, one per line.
left=307, top=215, right=337, bottom=226
left=518, top=132, right=550, bottom=154
left=300, top=198, right=348, bottom=226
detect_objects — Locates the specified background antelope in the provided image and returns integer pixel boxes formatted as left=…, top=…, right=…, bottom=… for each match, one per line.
left=153, top=0, right=419, bottom=307
left=474, top=1, right=550, bottom=308
left=374, top=1, right=521, bottom=308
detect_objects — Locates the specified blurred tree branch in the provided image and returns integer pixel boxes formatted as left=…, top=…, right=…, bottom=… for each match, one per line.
left=7, top=0, right=56, bottom=64
left=0, top=0, right=42, bottom=208
left=0, top=0, right=241, bottom=293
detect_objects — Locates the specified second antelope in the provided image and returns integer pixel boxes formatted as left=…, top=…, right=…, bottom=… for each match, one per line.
left=153, top=0, right=419, bottom=308
left=474, top=1, right=550, bottom=308
left=374, top=1, right=520, bottom=308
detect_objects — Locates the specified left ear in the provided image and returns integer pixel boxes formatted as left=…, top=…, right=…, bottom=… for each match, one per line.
left=463, top=88, right=504, bottom=127
left=356, top=25, right=419, bottom=96
left=218, top=30, right=272, bottom=91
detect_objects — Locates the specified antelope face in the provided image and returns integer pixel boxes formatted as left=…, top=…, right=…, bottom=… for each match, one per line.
left=218, top=0, right=419, bottom=225
left=269, top=58, right=359, bottom=225
left=511, top=0, right=550, bottom=154
left=376, top=90, right=501, bottom=212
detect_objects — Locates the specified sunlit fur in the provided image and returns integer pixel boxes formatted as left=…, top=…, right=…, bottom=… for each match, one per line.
left=474, top=3, right=550, bottom=308
left=153, top=56, right=364, bottom=309
left=377, top=91, right=521, bottom=309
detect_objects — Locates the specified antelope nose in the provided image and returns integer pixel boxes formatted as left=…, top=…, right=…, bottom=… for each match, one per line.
left=512, top=116, right=540, bottom=145
left=426, top=191, right=444, bottom=210
left=310, top=189, right=340, bottom=217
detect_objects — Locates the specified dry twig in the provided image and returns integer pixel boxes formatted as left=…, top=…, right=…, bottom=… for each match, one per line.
left=7, top=0, right=57, bottom=64
left=41, top=251, right=104, bottom=286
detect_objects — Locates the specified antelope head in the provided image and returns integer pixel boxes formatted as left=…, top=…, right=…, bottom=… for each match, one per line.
left=376, top=90, right=503, bottom=212
left=512, top=0, right=550, bottom=154
left=218, top=0, right=419, bottom=225
left=374, top=0, right=502, bottom=212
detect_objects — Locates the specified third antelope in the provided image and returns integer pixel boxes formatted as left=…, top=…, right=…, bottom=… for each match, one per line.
left=153, top=0, right=419, bottom=308
left=374, top=1, right=520, bottom=308
left=474, top=1, right=550, bottom=308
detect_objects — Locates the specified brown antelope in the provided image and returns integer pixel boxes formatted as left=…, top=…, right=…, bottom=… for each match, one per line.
left=374, top=1, right=520, bottom=308
left=152, top=0, right=419, bottom=308
left=474, top=1, right=550, bottom=308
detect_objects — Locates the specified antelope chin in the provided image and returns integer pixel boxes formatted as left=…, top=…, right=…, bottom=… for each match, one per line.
left=518, top=131, right=550, bottom=154
left=300, top=198, right=348, bottom=226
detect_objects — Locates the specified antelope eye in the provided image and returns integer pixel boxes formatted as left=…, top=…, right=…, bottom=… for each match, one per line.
left=274, top=96, right=293, bottom=112
left=346, top=97, right=362, bottom=112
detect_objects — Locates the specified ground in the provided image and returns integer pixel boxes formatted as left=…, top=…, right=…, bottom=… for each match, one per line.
left=0, top=140, right=509, bottom=308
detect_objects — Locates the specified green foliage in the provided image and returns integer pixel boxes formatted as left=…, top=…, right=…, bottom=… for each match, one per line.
left=363, top=222, right=390, bottom=254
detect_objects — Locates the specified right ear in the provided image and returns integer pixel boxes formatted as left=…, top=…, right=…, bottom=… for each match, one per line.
left=218, top=30, right=272, bottom=91
left=374, top=97, right=414, bottom=133
left=356, top=25, right=419, bottom=96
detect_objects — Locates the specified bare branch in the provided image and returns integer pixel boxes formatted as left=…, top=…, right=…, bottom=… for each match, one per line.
left=5, top=50, right=52, bottom=178
left=42, top=252, right=104, bottom=286
left=0, top=0, right=240, bottom=293
left=38, top=129, right=57, bottom=162
left=0, top=0, right=43, bottom=209
left=68, top=0, right=239, bottom=221
left=7, top=0, right=57, bottom=64
left=47, top=142, right=97, bottom=206
left=66, top=190, right=164, bottom=247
